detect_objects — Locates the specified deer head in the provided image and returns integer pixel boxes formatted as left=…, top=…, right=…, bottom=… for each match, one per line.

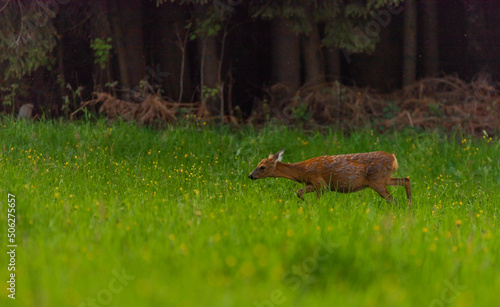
left=248, top=148, right=284, bottom=180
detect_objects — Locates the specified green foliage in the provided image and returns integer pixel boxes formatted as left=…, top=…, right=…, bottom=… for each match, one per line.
left=190, top=9, right=223, bottom=40
left=0, top=2, right=58, bottom=80
left=318, top=0, right=403, bottom=53
left=286, top=100, right=312, bottom=122
left=62, top=83, right=84, bottom=116
left=251, top=0, right=403, bottom=53
left=382, top=101, right=400, bottom=119
left=160, top=0, right=403, bottom=54
left=90, top=37, right=113, bottom=69
left=0, top=84, right=19, bottom=114
left=250, top=2, right=311, bottom=34
left=344, top=3, right=367, bottom=18
left=105, top=80, right=119, bottom=90
left=156, top=0, right=211, bottom=6
left=201, top=85, right=220, bottom=100
left=428, top=103, right=443, bottom=117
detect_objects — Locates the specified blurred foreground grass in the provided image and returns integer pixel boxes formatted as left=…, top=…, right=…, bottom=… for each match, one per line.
left=0, top=119, right=499, bottom=307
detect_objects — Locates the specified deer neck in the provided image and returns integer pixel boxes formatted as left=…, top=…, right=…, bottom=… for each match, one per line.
left=272, top=162, right=305, bottom=183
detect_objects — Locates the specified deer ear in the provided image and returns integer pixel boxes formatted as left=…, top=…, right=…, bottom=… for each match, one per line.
left=274, top=148, right=284, bottom=162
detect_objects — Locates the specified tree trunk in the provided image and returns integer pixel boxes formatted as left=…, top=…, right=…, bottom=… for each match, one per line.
left=198, top=35, right=219, bottom=114
left=57, top=43, right=65, bottom=86
left=197, top=36, right=219, bottom=93
left=325, top=47, right=341, bottom=81
left=159, top=3, right=192, bottom=101
left=111, top=0, right=145, bottom=89
left=302, top=9, right=324, bottom=86
left=403, top=0, right=417, bottom=86
left=111, top=0, right=129, bottom=89
left=353, top=25, right=399, bottom=90
left=422, top=0, right=439, bottom=77
left=112, top=25, right=130, bottom=89
left=91, top=0, right=112, bottom=88
left=193, top=5, right=220, bottom=115
left=463, top=1, right=488, bottom=73
left=55, top=19, right=66, bottom=90
left=272, top=18, right=300, bottom=93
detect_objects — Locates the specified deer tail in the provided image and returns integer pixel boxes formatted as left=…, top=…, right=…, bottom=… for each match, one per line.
left=392, top=154, right=399, bottom=171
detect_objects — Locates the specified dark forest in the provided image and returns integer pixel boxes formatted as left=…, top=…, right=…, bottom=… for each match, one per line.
left=1, top=0, right=500, bottom=132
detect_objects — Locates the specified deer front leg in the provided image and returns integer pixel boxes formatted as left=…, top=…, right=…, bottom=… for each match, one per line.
left=296, top=185, right=318, bottom=201
left=370, top=185, right=394, bottom=203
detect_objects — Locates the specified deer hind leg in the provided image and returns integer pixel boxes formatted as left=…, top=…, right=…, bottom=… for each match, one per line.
left=388, top=177, right=412, bottom=206
left=296, top=185, right=319, bottom=201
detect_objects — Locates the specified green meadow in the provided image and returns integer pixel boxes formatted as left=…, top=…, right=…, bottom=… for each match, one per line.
left=1, top=119, right=499, bottom=307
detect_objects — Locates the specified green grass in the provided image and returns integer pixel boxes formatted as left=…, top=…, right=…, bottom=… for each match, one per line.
left=1, top=119, right=499, bottom=307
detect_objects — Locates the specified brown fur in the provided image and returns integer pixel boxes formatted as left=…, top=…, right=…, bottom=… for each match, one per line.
left=248, top=149, right=412, bottom=205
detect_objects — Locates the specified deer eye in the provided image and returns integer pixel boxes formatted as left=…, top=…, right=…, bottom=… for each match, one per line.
left=260, top=166, right=266, bottom=171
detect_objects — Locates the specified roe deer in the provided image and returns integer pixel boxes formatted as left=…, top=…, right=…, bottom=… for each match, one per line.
left=248, top=148, right=411, bottom=205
